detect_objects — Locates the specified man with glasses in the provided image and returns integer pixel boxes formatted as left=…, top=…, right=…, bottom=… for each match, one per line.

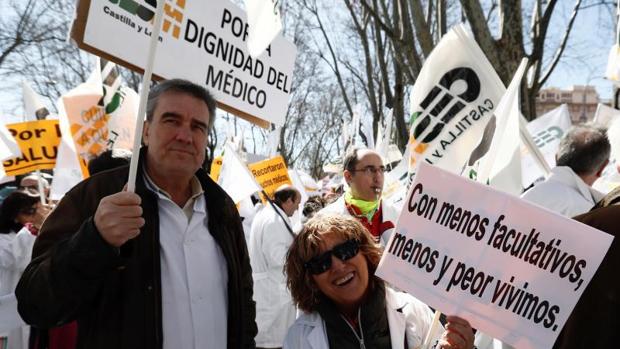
left=321, top=148, right=399, bottom=245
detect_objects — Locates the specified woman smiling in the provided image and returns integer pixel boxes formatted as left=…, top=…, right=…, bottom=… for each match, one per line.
left=284, top=213, right=474, bottom=349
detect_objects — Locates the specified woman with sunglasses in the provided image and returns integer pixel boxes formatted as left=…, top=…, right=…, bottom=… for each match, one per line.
left=0, top=190, right=50, bottom=349
left=284, top=213, right=474, bottom=349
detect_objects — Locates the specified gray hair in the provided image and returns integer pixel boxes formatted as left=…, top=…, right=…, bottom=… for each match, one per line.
left=146, top=79, right=217, bottom=131
left=556, top=125, right=610, bottom=175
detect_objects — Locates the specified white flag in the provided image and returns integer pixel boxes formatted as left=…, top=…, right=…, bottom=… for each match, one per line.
left=245, top=0, right=282, bottom=57
left=22, top=81, right=51, bottom=121
left=360, top=112, right=375, bottom=149
left=606, top=45, right=620, bottom=82
left=218, top=143, right=262, bottom=203
left=50, top=96, right=86, bottom=201
left=288, top=168, right=309, bottom=231
left=341, top=119, right=350, bottom=154
left=473, top=59, right=528, bottom=195
left=408, top=24, right=505, bottom=177
left=593, top=103, right=620, bottom=128
left=350, top=105, right=362, bottom=148
left=375, top=111, right=393, bottom=159
left=521, top=104, right=571, bottom=188
left=265, top=126, right=280, bottom=157
left=0, top=122, right=21, bottom=161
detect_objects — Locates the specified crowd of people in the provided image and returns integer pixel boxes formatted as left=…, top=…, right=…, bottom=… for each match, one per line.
left=0, top=79, right=618, bottom=349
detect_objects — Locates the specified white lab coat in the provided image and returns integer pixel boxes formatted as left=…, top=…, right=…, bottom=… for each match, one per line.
left=283, top=287, right=439, bottom=349
left=320, top=197, right=400, bottom=245
left=521, top=166, right=604, bottom=217
left=249, top=204, right=297, bottom=348
left=0, top=227, right=36, bottom=349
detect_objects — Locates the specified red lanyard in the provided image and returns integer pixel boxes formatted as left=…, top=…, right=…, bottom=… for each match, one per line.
left=345, top=202, right=394, bottom=243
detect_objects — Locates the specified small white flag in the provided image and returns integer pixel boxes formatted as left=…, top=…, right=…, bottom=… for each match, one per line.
left=245, top=0, right=282, bottom=57
left=474, top=58, right=529, bottom=195
left=266, top=126, right=280, bottom=157
left=521, top=104, right=571, bottom=188
left=22, top=81, right=51, bottom=121
left=605, top=45, right=620, bottom=82
left=218, top=143, right=262, bottom=203
left=50, top=96, right=86, bottom=201
left=375, top=111, right=393, bottom=159
left=0, top=122, right=21, bottom=161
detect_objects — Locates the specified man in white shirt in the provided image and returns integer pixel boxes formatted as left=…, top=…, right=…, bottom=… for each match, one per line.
left=16, top=79, right=256, bottom=349
left=249, top=185, right=300, bottom=349
left=521, top=125, right=610, bottom=217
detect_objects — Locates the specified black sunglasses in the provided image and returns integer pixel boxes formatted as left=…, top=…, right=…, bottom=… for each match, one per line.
left=304, top=239, right=360, bottom=275
left=19, top=206, right=37, bottom=215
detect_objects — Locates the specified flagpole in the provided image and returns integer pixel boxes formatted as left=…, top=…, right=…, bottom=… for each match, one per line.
left=616, top=0, right=620, bottom=47
left=422, top=309, right=441, bottom=349
left=126, top=1, right=166, bottom=193
left=35, top=169, right=46, bottom=204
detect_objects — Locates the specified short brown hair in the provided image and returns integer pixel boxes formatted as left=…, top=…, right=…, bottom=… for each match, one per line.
left=285, top=213, right=382, bottom=313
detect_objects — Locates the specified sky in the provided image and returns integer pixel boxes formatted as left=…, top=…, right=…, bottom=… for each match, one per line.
left=0, top=1, right=618, bottom=117
left=542, top=2, right=617, bottom=100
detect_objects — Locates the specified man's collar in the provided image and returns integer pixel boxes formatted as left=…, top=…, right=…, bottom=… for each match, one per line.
left=143, top=169, right=204, bottom=201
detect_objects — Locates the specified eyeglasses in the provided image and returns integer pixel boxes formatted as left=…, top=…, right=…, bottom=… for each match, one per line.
left=351, top=166, right=386, bottom=176
left=304, top=239, right=360, bottom=275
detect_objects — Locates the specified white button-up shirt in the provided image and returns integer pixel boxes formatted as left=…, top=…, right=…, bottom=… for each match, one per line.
left=144, top=173, right=228, bottom=349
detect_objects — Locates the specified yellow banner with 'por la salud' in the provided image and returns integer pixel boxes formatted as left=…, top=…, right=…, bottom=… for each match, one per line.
left=2, top=120, right=62, bottom=176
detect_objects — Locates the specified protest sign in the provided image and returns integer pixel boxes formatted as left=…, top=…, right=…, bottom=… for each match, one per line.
left=408, top=24, right=505, bottom=178
left=376, top=162, right=613, bottom=349
left=248, top=155, right=291, bottom=198
left=70, top=0, right=296, bottom=128
left=521, top=105, right=571, bottom=188
left=2, top=120, right=62, bottom=176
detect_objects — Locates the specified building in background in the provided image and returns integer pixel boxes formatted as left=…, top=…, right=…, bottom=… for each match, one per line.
left=536, top=86, right=609, bottom=123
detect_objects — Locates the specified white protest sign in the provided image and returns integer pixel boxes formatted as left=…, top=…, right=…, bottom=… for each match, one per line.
left=521, top=105, right=571, bottom=188
left=73, top=0, right=296, bottom=127
left=376, top=162, right=613, bottom=349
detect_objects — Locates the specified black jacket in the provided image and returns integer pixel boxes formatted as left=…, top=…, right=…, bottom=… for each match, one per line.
left=552, top=205, right=619, bottom=349
left=16, top=153, right=257, bottom=348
